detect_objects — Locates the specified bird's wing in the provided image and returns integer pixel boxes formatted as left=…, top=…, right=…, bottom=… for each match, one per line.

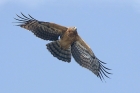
left=71, top=36, right=111, bottom=80
left=14, top=13, right=68, bottom=41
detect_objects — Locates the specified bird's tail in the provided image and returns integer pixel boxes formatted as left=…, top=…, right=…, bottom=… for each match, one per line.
left=46, top=40, right=71, bottom=62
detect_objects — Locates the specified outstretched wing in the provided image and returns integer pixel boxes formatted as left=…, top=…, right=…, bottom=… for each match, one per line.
left=14, top=13, right=68, bottom=41
left=71, top=36, right=111, bottom=80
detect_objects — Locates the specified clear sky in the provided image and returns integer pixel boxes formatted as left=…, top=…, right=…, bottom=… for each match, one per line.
left=0, top=0, right=140, bottom=93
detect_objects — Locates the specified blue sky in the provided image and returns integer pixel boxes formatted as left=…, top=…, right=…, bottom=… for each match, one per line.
left=0, top=0, right=140, bottom=93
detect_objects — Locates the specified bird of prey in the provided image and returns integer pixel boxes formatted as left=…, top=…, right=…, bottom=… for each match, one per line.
left=14, top=13, right=111, bottom=80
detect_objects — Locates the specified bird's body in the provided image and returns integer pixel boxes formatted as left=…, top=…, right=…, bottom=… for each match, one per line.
left=59, top=27, right=77, bottom=50
left=14, top=13, right=111, bottom=80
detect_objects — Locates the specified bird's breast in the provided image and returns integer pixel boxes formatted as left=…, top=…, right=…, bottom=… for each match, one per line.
left=59, top=29, right=78, bottom=50
left=59, top=36, right=77, bottom=50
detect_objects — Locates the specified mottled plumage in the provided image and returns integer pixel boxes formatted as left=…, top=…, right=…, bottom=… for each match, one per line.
left=14, top=13, right=111, bottom=80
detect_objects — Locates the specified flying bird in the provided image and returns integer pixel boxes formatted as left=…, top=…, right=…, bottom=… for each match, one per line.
left=14, top=13, right=111, bottom=80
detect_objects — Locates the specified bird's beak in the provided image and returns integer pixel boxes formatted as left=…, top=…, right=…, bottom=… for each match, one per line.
left=74, top=27, right=77, bottom=31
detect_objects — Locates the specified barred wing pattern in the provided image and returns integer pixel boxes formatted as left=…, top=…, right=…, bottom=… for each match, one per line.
left=46, top=40, right=71, bottom=62
left=14, top=13, right=67, bottom=41
left=71, top=41, right=111, bottom=80
left=14, top=13, right=111, bottom=81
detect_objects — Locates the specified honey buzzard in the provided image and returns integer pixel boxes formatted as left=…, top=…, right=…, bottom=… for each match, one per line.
left=14, top=13, right=111, bottom=80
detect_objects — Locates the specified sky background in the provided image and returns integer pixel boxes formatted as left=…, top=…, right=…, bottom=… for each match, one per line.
left=0, top=0, right=140, bottom=93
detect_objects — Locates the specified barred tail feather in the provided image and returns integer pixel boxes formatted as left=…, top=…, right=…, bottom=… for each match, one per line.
left=46, top=40, right=71, bottom=62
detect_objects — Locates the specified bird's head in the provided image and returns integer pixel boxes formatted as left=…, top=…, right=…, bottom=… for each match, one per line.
left=67, top=27, right=77, bottom=37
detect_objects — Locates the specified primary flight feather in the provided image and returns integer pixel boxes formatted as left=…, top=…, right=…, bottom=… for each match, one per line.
left=14, top=13, right=111, bottom=80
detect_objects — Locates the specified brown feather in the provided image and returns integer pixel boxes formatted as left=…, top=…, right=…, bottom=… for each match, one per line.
left=76, top=35, right=94, bottom=56
left=59, top=27, right=78, bottom=50
left=14, top=13, right=111, bottom=81
left=15, top=13, right=67, bottom=41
